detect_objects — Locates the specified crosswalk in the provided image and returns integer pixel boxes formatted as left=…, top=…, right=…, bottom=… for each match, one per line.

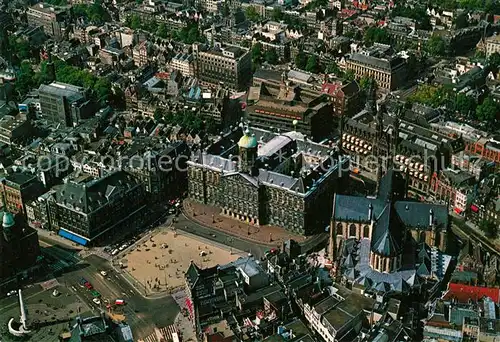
left=139, top=325, right=179, bottom=342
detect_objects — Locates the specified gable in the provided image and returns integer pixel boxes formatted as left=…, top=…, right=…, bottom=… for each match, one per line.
left=222, top=172, right=259, bottom=187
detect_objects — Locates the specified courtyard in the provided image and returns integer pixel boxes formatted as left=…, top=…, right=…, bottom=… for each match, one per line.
left=120, top=230, right=240, bottom=294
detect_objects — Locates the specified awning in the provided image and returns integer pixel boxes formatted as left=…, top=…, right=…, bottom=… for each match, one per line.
left=470, top=205, right=479, bottom=213
left=59, top=229, right=88, bottom=246
left=454, top=208, right=463, bottom=214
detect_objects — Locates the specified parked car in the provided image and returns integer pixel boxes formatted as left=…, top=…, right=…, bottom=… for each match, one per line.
left=7, top=290, right=17, bottom=297
left=84, top=282, right=93, bottom=290
left=92, top=298, right=101, bottom=305
left=90, top=290, right=101, bottom=298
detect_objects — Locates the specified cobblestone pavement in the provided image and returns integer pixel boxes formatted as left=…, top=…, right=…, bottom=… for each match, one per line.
left=172, top=290, right=197, bottom=342
left=183, top=200, right=307, bottom=246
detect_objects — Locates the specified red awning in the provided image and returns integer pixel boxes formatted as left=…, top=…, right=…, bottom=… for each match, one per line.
left=470, top=205, right=479, bottom=213
left=454, top=208, right=463, bottom=214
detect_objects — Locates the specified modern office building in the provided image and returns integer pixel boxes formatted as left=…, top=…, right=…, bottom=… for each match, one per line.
left=27, top=3, right=68, bottom=41
left=195, top=44, right=252, bottom=91
left=187, top=126, right=349, bottom=235
left=38, top=82, right=94, bottom=127
left=48, top=171, right=146, bottom=245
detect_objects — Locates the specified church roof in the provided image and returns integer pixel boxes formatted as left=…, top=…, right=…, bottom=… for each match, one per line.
left=1, top=211, right=15, bottom=228
left=371, top=204, right=404, bottom=257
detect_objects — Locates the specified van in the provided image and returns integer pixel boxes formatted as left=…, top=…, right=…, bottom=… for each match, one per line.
left=111, top=249, right=119, bottom=256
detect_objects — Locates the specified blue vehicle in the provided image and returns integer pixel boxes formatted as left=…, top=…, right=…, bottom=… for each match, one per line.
left=79, top=278, right=88, bottom=286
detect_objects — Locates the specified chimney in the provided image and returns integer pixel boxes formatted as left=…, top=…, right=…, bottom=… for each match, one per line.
left=429, top=209, right=434, bottom=227
left=368, top=203, right=373, bottom=221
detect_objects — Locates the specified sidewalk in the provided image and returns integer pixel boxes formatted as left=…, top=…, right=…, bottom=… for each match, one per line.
left=183, top=200, right=306, bottom=246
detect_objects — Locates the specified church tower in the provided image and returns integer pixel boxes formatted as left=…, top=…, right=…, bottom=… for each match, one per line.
left=238, top=128, right=258, bottom=174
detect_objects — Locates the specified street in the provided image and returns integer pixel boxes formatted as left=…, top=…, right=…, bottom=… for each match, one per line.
left=174, top=212, right=268, bottom=259
left=37, top=240, right=179, bottom=340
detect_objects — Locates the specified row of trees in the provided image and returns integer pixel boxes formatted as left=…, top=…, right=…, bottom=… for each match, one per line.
left=72, top=1, right=111, bottom=25
left=15, top=59, right=125, bottom=108
left=125, top=15, right=205, bottom=44
left=408, top=85, right=499, bottom=123
left=154, top=108, right=217, bottom=132
left=251, top=43, right=279, bottom=67
left=479, top=219, right=498, bottom=239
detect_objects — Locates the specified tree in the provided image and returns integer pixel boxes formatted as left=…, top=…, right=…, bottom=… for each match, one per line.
left=271, top=8, right=284, bottom=21
left=479, top=220, right=498, bottom=239
left=128, top=14, right=142, bottom=30
left=344, top=70, right=355, bottom=81
left=488, top=52, right=500, bottom=71
left=476, top=96, right=499, bottom=123
left=454, top=12, right=469, bottom=29
left=264, top=49, right=279, bottom=65
left=363, top=27, right=389, bottom=46
left=252, top=42, right=263, bottom=64
left=154, top=108, right=164, bottom=121
left=305, top=55, right=319, bottom=73
left=245, top=6, right=260, bottom=22
left=359, top=76, right=375, bottom=90
left=15, top=61, right=37, bottom=96
left=156, top=23, right=168, bottom=38
left=326, top=61, right=341, bottom=75
left=222, top=3, right=230, bottom=17
left=295, top=51, right=307, bottom=70
left=425, top=35, right=447, bottom=56
left=454, top=93, right=476, bottom=115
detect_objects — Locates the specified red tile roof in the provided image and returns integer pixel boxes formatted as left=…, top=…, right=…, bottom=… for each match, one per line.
left=321, top=83, right=341, bottom=95
left=443, top=283, right=500, bottom=304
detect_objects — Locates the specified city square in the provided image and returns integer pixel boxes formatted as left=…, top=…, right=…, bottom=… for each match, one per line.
left=120, top=229, right=240, bottom=293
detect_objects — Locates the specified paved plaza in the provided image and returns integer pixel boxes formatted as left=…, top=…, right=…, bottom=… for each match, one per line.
left=184, top=200, right=306, bottom=246
left=120, top=229, right=240, bottom=294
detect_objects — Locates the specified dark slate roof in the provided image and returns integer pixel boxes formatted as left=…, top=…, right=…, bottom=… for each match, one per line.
left=394, top=201, right=448, bottom=229
left=54, top=171, right=139, bottom=214
left=371, top=204, right=404, bottom=257
left=334, top=169, right=449, bottom=256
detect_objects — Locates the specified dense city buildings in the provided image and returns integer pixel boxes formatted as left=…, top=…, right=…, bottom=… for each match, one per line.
left=187, top=126, right=349, bottom=235
left=26, top=3, right=67, bottom=40
left=195, top=44, right=252, bottom=91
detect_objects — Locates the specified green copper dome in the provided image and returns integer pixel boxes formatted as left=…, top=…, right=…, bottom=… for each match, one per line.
left=238, top=129, right=257, bottom=149
left=2, top=211, right=15, bottom=228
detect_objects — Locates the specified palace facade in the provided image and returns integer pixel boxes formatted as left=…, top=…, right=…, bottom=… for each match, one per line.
left=187, top=127, right=349, bottom=235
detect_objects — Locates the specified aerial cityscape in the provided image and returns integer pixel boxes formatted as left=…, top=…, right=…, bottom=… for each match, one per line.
left=0, top=0, right=499, bottom=341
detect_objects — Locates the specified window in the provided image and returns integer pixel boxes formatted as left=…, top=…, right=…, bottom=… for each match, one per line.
left=336, top=223, right=343, bottom=235
left=363, top=225, right=370, bottom=238
left=349, top=224, right=356, bottom=237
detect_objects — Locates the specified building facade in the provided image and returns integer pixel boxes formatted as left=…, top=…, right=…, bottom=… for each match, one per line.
left=27, top=3, right=67, bottom=40
left=170, top=53, right=195, bottom=77
left=344, top=45, right=407, bottom=91
left=1, top=172, right=44, bottom=217
left=48, top=171, right=147, bottom=245
left=38, top=82, right=88, bottom=127
left=187, top=127, right=349, bottom=235
left=195, top=44, right=252, bottom=91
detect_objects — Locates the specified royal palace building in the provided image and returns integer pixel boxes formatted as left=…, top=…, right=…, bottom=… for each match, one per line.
left=329, top=169, right=453, bottom=294
left=187, top=127, right=350, bottom=235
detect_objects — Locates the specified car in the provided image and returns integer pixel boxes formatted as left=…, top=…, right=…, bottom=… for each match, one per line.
left=115, top=299, right=125, bottom=305
left=92, top=298, right=101, bottom=305
left=84, top=282, right=93, bottom=290
left=7, top=290, right=17, bottom=297
left=90, top=290, right=101, bottom=298
left=111, top=249, right=119, bottom=256
left=100, top=271, right=107, bottom=277
left=79, top=278, right=88, bottom=287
